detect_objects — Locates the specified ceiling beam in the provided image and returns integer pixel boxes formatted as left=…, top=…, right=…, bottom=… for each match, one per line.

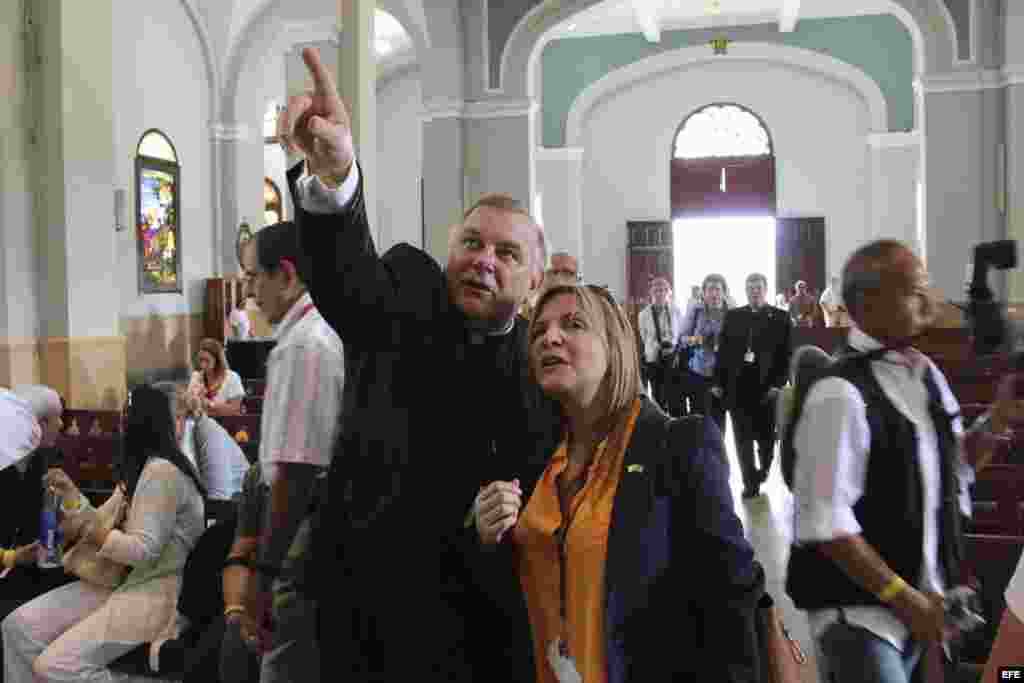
left=778, top=0, right=801, bottom=33
left=630, top=0, right=661, bottom=43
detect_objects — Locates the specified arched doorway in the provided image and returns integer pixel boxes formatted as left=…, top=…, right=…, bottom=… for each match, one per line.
left=670, top=104, right=779, bottom=307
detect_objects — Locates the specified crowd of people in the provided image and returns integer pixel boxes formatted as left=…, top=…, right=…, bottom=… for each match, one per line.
left=0, top=45, right=1023, bottom=683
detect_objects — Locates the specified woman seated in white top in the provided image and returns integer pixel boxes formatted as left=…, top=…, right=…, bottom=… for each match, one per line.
left=2, top=384, right=206, bottom=683
left=158, top=382, right=248, bottom=502
left=188, top=338, right=245, bottom=417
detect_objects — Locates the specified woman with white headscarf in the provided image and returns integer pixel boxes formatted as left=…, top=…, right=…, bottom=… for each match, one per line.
left=0, top=385, right=63, bottom=473
left=0, top=385, right=64, bottom=571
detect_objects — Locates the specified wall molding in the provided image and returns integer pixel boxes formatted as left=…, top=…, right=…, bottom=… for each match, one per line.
left=914, top=68, right=1005, bottom=93
left=1003, top=64, right=1024, bottom=87
left=421, top=97, right=537, bottom=121
left=535, top=146, right=585, bottom=162
left=867, top=131, right=920, bottom=149
left=565, top=42, right=890, bottom=147
left=210, top=123, right=252, bottom=142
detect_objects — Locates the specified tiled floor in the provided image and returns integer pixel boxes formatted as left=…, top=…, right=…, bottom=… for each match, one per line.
left=721, top=417, right=823, bottom=683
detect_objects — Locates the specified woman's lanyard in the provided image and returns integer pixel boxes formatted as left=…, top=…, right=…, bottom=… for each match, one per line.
left=554, top=464, right=590, bottom=656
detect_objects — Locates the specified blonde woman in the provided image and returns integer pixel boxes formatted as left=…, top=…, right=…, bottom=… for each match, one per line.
left=474, top=284, right=764, bottom=683
left=188, top=339, right=245, bottom=417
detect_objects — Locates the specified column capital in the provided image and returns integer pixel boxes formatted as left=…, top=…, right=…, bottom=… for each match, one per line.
left=866, top=131, right=920, bottom=149
left=913, top=69, right=1005, bottom=94
left=210, top=123, right=252, bottom=142
left=535, top=146, right=585, bottom=162
left=1004, top=64, right=1024, bottom=87
left=421, top=97, right=538, bottom=122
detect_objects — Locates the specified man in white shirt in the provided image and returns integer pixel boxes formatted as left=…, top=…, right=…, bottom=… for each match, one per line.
left=783, top=240, right=1014, bottom=683
left=637, top=277, right=685, bottom=414
left=236, top=220, right=345, bottom=683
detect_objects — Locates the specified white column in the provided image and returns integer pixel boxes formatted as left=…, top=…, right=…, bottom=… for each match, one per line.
left=535, top=146, right=585, bottom=273
left=421, top=104, right=465, bottom=265
left=866, top=132, right=921, bottom=252
left=34, top=0, right=125, bottom=407
left=339, top=0, right=377, bottom=243
left=1005, top=4, right=1024, bottom=299
left=917, top=71, right=1007, bottom=300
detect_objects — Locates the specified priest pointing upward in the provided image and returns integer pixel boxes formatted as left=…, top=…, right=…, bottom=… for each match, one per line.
left=277, top=48, right=562, bottom=681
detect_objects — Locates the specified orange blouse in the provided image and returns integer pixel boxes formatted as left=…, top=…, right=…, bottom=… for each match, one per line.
left=513, top=398, right=641, bottom=683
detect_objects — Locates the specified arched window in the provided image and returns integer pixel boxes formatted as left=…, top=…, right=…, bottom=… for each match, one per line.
left=138, top=129, right=179, bottom=163
left=669, top=103, right=775, bottom=219
left=135, top=129, right=182, bottom=293
left=673, top=104, right=771, bottom=160
left=264, top=178, right=283, bottom=226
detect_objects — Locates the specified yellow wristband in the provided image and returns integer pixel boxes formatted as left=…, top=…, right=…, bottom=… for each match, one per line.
left=224, top=604, right=246, bottom=618
left=3, top=549, right=16, bottom=570
left=62, top=495, right=82, bottom=512
left=877, top=575, right=908, bottom=603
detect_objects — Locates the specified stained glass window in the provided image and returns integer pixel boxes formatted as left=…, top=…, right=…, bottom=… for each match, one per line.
left=135, top=130, right=182, bottom=293
left=674, top=104, right=771, bottom=159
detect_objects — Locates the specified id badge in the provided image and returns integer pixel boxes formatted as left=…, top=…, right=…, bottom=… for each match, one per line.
left=744, top=350, right=755, bottom=364
left=547, top=639, right=582, bottom=683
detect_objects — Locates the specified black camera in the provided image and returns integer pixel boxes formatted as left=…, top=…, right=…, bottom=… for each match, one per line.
left=966, top=240, right=1017, bottom=355
left=945, top=585, right=985, bottom=635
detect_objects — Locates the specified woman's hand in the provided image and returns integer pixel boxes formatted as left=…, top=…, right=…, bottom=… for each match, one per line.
left=13, top=542, right=39, bottom=567
left=43, top=468, right=80, bottom=502
left=474, top=480, right=523, bottom=546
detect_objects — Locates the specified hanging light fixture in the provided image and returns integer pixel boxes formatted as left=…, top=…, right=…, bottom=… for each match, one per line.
left=710, top=36, right=730, bottom=55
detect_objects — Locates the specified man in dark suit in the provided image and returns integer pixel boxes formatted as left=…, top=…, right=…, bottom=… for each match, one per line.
left=276, top=48, right=560, bottom=681
left=713, top=272, right=792, bottom=498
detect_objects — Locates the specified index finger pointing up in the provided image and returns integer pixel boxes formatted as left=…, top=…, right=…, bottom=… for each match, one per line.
left=302, top=47, right=339, bottom=100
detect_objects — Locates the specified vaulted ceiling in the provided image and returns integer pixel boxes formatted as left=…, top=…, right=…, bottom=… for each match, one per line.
left=550, top=0, right=905, bottom=41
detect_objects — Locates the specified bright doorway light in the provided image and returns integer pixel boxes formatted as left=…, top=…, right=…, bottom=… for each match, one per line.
left=673, top=216, right=777, bottom=306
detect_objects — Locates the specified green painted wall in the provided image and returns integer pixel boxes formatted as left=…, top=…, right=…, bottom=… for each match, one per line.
left=541, top=15, right=914, bottom=147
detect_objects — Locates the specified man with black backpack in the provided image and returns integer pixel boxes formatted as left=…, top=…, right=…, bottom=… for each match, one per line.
left=781, top=240, right=1013, bottom=683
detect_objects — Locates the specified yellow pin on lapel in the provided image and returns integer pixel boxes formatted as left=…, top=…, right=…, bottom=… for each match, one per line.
left=626, top=464, right=644, bottom=473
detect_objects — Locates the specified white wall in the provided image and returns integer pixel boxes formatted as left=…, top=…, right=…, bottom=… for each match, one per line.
left=0, top=0, right=40, bottom=340
left=238, top=50, right=287, bottom=253
left=114, top=0, right=214, bottom=317
left=376, top=71, right=423, bottom=252
left=562, top=60, right=877, bottom=299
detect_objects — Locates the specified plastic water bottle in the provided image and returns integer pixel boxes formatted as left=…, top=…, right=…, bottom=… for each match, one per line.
left=38, top=488, right=61, bottom=569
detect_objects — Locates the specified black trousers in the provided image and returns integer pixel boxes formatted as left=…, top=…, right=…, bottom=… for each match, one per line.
left=684, top=370, right=727, bottom=434
left=730, top=392, right=776, bottom=491
left=647, top=359, right=685, bottom=417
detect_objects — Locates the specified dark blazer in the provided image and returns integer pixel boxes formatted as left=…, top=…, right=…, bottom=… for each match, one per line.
left=478, top=396, right=765, bottom=683
left=713, top=305, right=792, bottom=407
left=289, top=162, right=561, bottom=681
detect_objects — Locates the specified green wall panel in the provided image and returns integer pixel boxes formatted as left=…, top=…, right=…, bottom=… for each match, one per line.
left=541, top=15, right=914, bottom=147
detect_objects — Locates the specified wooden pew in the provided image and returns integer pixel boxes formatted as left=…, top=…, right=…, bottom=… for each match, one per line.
left=55, top=435, right=118, bottom=492
left=958, top=533, right=1024, bottom=668
left=62, top=409, right=121, bottom=437
left=214, top=414, right=261, bottom=444
left=969, top=464, right=1024, bottom=536
left=241, top=395, right=263, bottom=415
